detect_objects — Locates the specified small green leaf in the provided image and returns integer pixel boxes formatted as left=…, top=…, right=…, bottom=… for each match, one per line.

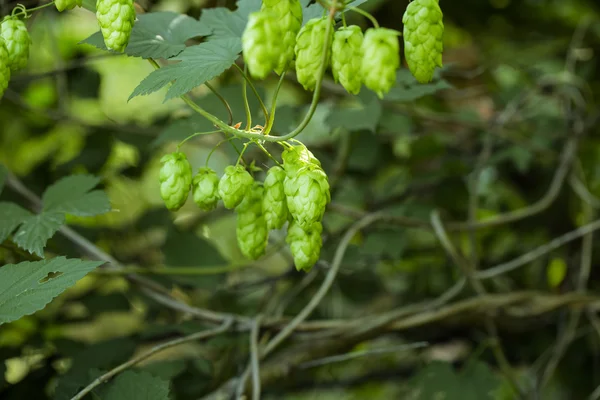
left=0, top=257, right=103, bottom=324
left=42, top=174, right=111, bottom=217
left=80, top=12, right=212, bottom=59
left=0, top=202, right=32, bottom=243
left=200, top=0, right=261, bottom=43
left=13, top=212, right=65, bottom=257
left=547, top=257, right=567, bottom=288
left=104, top=371, right=170, bottom=400
left=129, top=38, right=242, bottom=101
left=385, top=70, right=452, bottom=102
left=326, top=95, right=382, bottom=133
left=0, top=164, right=7, bottom=195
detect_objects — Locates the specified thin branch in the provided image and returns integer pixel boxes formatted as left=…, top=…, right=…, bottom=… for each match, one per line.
left=251, top=317, right=262, bottom=400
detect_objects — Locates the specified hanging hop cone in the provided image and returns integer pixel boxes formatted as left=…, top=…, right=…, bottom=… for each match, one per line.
left=218, top=165, right=254, bottom=209
left=192, top=167, right=221, bottom=211
left=262, top=166, right=289, bottom=230
left=236, top=183, right=269, bottom=260
left=0, top=17, right=31, bottom=72
left=331, top=25, right=364, bottom=95
left=294, top=17, right=334, bottom=91
left=96, top=0, right=136, bottom=52
left=55, top=0, right=83, bottom=11
left=402, top=0, right=444, bottom=83
left=361, top=27, right=400, bottom=98
left=261, top=0, right=303, bottom=74
left=0, top=38, right=9, bottom=99
left=242, top=10, right=284, bottom=79
left=281, top=145, right=321, bottom=176
left=286, top=221, right=323, bottom=272
left=159, top=152, right=193, bottom=211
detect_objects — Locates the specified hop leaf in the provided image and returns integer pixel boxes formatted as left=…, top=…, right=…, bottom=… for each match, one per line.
left=242, top=11, right=284, bottom=79
left=262, top=166, right=289, bottom=230
left=159, top=152, right=192, bottom=211
left=0, top=38, right=10, bottom=100
left=0, top=17, right=31, bottom=72
left=361, top=27, right=400, bottom=98
left=331, top=25, right=364, bottom=95
left=236, top=183, right=269, bottom=260
left=55, top=0, right=83, bottom=12
left=218, top=165, right=254, bottom=209
left=294, top=17, right=333, bottom=91
left=403, top=0, right=444, bottom=83
left=192, top=167, right=220, bottom=211
left=96, top=0, right=136, bottom=53
left=261, top=0, right=303, bottom=74
left=284, top=163, right=330, bottom=231
left=286, top=221, right=323, bottom=271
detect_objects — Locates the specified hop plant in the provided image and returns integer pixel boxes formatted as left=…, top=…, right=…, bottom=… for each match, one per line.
left=192, top=167, right=221, bottom=211
left=286, top=221, right=323, bottom=271
left=262, top=166, right=289, bottom=230
left=55, top=0, right=83, bottom=12
left=96, top=0, right=136, bottom=53
left=403, top=0, right=444, bottom=83
left=0, top=38, right=9, bottom=99
left=284, top=163, right=330, bottom=231
left=261, top=0, right=302, bottom=74
left=236, top=183, right=269, bottom=260
left=331, top=25, right=364, bottom=95
left=218, top=165, right=254, bottom=209
left=361, top=28, right=400, bottom=98
left=159, top=152, right=193, bottom=211
left=242, top=11, right=284, bottom=79
left=294, top=17, right=334, bottom=91
left=0, top=17, right=31, bottom=72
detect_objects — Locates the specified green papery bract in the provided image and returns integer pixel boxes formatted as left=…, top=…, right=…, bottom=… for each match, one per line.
left=242, top=11, right=284, bottom=79
left=284, top=164, right=330, bottom=231
left=331, top=25, right=364, bottom=95
left=294, top=17, right=333, bottom=91
left=261, top=0, right=302, bottom=74
left=0, top=18, right=31, bottom=72
left=96, top=0, right=136, bottom=53
left=263, top=166, right=289, bottom=230
left=236, top=184, right=269, bottom=260
left=361, top=27, right=400, bottom=99
left=159, top=152, right=193, bottom=211
left=0, top=38, right=10, bottom=99
left=192, top=167, right=221, bottom=211
left=218, top=165, right=254, bottom=209
left=286, top=221, right=323, bottom=271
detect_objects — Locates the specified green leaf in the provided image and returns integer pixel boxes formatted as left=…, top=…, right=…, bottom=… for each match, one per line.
left=80, top=12, right=212, bottom=60
left=13, top=212, right=65, bottom=257
left=104, top=371, right=170, bottom=400
left=200, top=0, right=261, bottom=43
left=81, top=0, right=96, bottom=12
left=384, top=70, right=453, bottom=102
left=0, top=257, right=103, bottom=324
left=0, top=202, right=32, bottom=243
left=326, top=94, right=382, bottom=133
left=129, top=38, right=242, bottom=101
left=0, top=163, right=7, bottom=195
left=42, top=174, right=111, bottom=217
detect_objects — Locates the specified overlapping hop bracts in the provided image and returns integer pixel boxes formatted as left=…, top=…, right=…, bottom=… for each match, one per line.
left=361, top=28, right=400, bottom=98
left=281, top=145, right=321, bottom=176
left=192, top=167, right=221, bottom=211
left=284, top=163, right=330, bottom=230
left=218, top=165, right=254, bottom=209
left=242, top=11, right=284, bottom=79
left=262, top=166, right=289, bottom=230
left=0, top=38, right=9, bottom=99
left=403, top=0, right=444, bottom=83
left=55, top=0, right=83, bottom=12
left=0, top=18, right=31, bottom=72
left=261, top=0, right=302, bottom=74
left=286, top=221, right=322, bottom=271
left=96, top=0, right=136, bottom=52
left=159, top=152, right=192, bottom=211
left=236, top=183, right=269, bottom=259
left=294, top=17, right=334, bottom=91
left=331, top=25, right=364, bottom=95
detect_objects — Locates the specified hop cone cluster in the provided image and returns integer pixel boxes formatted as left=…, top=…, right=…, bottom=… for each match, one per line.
left=286, top=221, right=323, bottom=272
left=261, top=0, right=302, bottom=74
left=218, top=165, right=254, bottom=209
left=242, top=11, right=284, bottom=79
left=236, top=183, right=269, bottom=260
left=403, top=0, right=444, bottom=83
left=0, top=18, right=31, bottom=72
left=331, top=25, right=364, bottom=95
left=262, top=166, right=289, bottom=230
left=96, top=0, right=136, bottom=53
left=361, top=28, right=400, bottom=99
left=159, top=152, right=192, bottom=211
left=0, top=38, right=9, bottom=99
left=55, top=0, right=83, bottom=12
left=192, top=168, right=220, bottom=211
left=294, top=17, right=333, bottom=91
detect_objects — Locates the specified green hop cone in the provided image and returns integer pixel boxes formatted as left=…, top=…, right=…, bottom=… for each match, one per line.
left=192, top=167, right=221, bottom=211
left=55, top=0, right=83, bottom=12
left=0, top=38, right=9, bottom=99
left=402, top=0, right=444, bottom=83
left=261, top=0, right=302, bottom=74
left=294, top=17, right=334, bottom=91
left=242, top=11, right=284, bottom=79
left=236, top=183, right=269, bottom=260
left=331, top=25, right=364, bottom=95
left=286, top=221, right=323, bottom=272
left=281, top=145, right=321, bottom=177
left=361, top=28, right=400, bottom=98
left=159, top=152, right=193, bottom=211
left=284, top=163, right=330, bottom=231
left=96, top=0, right=136, bottom=53
left=0, top=18, right=31, bottom=72
left=218, top=165, right=254, bottom=209
left=262, top=166, right=289, bottom=230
